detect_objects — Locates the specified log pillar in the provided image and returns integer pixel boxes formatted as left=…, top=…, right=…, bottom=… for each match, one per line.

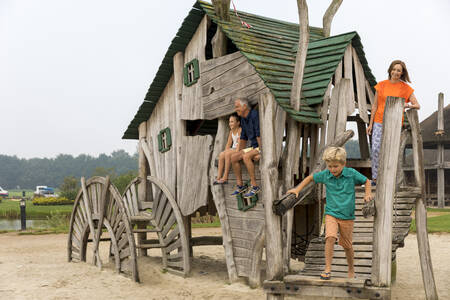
left=407, top=109, right=439, bottom=300
left=260, top=92, right=285, bottom=300
left=436, top=92, right=445, bottom=208
left=137, top=121, right=148, bottom=256
left=372, top=97, right=404, bottom=287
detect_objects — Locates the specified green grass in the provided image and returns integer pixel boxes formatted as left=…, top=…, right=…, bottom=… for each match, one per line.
left=0, top=199, right=73, bottom=219
left=7, top=189, right=34, bottom=199
left=426, top=207, right=450, bottom=213
left=410, top=213, right=450, bottom=233
left=192, top=220, right=221, bottom=228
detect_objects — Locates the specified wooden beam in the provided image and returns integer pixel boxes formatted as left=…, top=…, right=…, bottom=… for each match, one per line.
left=357, top=120, right=370, bottom=159
left=208, top=118, right=238, bottom=282
left=322, top=0, right=343, bottom=37
left=437, top=92, right=445, bottom=208
left=353, top=47, right=369, bottom=123
left=406, top=109, right=439, bottom=300
left=260, top=92, right=285, bottom=299
left=335, top=78, right=351, bottom=136
left=396, top=129, right=410, bottom=187
left=343, top=46, right=355, bottom=115
left=372, top=97, right=404, bottom=287
left=138, top=121, right=148, bottom=205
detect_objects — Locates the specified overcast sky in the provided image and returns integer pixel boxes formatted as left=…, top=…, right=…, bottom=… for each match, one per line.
left=1, top=0, right=449, bottom=159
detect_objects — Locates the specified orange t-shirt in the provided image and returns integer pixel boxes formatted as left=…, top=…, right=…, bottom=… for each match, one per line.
left=373, top=80, right=414, bottom=124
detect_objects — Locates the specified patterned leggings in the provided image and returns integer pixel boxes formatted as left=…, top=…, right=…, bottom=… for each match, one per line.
left=371, top=122, right=383, bottom=180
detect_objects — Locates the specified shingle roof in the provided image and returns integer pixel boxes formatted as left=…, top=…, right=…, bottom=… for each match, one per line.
left=123, top=1, right=376, bottom=139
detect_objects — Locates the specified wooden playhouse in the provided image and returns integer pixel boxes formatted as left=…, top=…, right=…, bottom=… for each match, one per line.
left=67, top=1, right=438, bottom=299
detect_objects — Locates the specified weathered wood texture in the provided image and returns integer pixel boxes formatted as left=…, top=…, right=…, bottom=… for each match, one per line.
left=178, top=135, right=214, bottom=216
left=68, top=177, right=139, bottom=282
left=322, top=0, right=343, bottom=37
left=357, top=119, right=370, bottom=159
left=407, top=109, right=439, bottom=300
left=144, top=75, right=177, bottom=197
left=352, top=47, right=369, bottom=123
left=299, top=186, right=417, bottom=281
left=209, top=118, right=238, bottom=282
left=372, top=97, right=404, bottom=287
left=396, top=129, right=410, bottom=187
left=201, top=51, right=268, bottom=119
left=219, top=166, right=265, bottom=280
left=343, top=45, right=355, bottom=115
left=437, top=92, right=445, bottom=208
left=181, top=15, right=208, bottom=120
left=326, top=79, right=351, bottom=143
left=260, top=92, right=286, bottom=292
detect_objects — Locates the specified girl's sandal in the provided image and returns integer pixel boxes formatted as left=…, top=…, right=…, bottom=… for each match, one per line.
left=217, top=179, right=228, bottom=184
left=320, top=272, right=331, bottom=280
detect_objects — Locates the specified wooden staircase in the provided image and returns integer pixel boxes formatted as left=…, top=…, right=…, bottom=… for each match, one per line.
left=264, top=185, right=421, bottom=299
left=300, top=185, right=420, bottom=280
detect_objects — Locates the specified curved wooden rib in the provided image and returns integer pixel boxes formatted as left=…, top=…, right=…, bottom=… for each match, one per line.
left=67, top=176, right=139, bottom=282
left=121, top=176, right=190, bottom=277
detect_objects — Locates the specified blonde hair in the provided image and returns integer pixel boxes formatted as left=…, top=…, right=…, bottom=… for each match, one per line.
left=322, top=146, right=346, bottom=164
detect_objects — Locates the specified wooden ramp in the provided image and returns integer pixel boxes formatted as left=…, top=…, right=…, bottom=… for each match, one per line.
left=265, top=185, right=421, bottom=298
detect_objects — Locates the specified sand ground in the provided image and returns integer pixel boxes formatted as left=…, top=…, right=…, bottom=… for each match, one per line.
left=0, top=228, right=448, bottom=300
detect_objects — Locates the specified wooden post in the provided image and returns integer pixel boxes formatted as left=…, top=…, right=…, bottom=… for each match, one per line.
left=407, top=108, right=439, bottom=300
left=335, top=79, right=351, bottom=135
left=260, top=92, right=285, bottom=300
left=174, top=51, right=191, bottom=258
left=209, top=118, right=238, bottom=282
left=357, top=118, right=370, bottom=159
left=137, top=121, right=148, bottom=256
left=211, top=0, right=230, bottom=58
left=396, top=129, right=410, bottom=187
left=437, top=92, right=445, bottom=208
left=372, top=97, right=404, bottom=287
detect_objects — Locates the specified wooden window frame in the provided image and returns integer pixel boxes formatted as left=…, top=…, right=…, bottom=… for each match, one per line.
left=183, top=58, right=200, bottom=87
left=157, top=127, right=172, bottom=153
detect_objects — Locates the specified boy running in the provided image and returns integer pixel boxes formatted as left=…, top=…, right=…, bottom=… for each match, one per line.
left=288, top=147, right=372, bottom=279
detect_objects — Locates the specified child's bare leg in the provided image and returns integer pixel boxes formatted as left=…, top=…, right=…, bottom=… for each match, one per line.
left=216, top=151, right=226, bottom=180
left=324, top=237, right=336, bottom=274
left=344, top=247, right=355, bottom=278
left=221, top=149, right=235, bottom=181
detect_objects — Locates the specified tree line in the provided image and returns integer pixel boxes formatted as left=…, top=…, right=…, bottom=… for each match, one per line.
left=0, top=150, right=138, bottom=190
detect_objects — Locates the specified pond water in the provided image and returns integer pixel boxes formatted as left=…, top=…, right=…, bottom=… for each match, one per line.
left=0, top=219, right=49, bottom=231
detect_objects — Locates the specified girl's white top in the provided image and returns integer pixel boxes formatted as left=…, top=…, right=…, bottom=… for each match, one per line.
left=231, top=131, right=239, bottom=149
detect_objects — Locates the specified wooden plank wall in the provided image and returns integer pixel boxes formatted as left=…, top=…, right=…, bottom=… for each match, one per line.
left=144, top=76, right=177, bottom=197
left=177, top=135, right=214, bottom=216
left=201, top=51, right=269, bottom=120
left=220, top=168, right=265, bottom=279
left=181, top=15, right=208, bottom=120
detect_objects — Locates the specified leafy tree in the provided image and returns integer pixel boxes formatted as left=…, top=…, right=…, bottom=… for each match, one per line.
left=112, top=170, right=138, bottom=194
left=59, top=176, right=80, bottom=200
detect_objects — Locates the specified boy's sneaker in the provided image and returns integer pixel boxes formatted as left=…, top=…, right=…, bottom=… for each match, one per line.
left=231, top=185, right=246, bottom=196
left=244, top=186, right=260, bottom=198
left=371, top=181, right=377, bottom=186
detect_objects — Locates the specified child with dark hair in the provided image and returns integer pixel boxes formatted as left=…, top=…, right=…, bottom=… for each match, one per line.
left=214, top=114, right=241, bottom=185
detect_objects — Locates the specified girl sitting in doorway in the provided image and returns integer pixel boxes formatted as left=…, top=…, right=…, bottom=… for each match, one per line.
left=214, top=114, right=241, bottom=185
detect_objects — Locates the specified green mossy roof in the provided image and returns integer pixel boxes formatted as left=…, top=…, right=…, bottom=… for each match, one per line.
left=123, top=1, right=376, bottom=139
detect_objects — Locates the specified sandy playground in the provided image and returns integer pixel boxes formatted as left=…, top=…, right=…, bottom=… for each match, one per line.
left=0, top=228, right=449, bottom=300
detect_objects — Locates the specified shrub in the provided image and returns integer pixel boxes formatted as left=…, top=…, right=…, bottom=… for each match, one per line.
left=32, top=197, right=74, bottom=206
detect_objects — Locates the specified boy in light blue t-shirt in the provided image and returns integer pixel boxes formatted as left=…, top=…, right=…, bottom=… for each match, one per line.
left=288, top=147, right=372, bottom=280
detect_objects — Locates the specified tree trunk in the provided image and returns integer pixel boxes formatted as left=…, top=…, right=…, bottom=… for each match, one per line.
left=322, top=0, right=343, bottom=37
